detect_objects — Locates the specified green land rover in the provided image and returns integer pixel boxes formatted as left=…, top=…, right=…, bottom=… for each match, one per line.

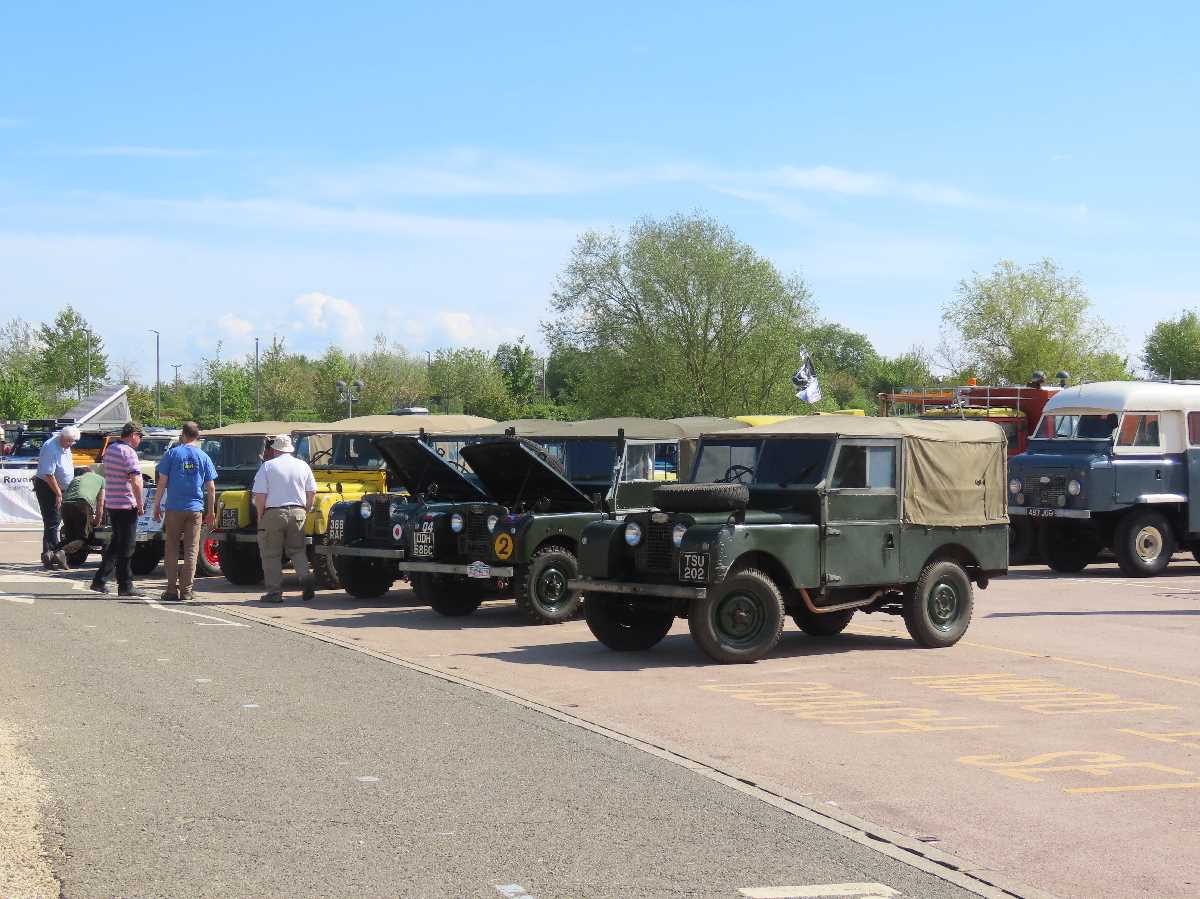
left=571, top=416, right=1009, bottom=663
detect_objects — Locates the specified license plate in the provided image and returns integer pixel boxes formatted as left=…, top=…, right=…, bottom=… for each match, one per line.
left=1028, top=508, right=1057, bottom=518
left=413, top=521, right=435, bottom=557
left=221, top=508, right=240, bottom=529
left=467, top=561, right=491, bottom=579
left=327, top=517, right=344, bottom=542
left=679, top=552, right=709, bottom=583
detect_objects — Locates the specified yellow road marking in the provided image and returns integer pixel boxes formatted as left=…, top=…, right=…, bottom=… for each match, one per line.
left=1119, top=729, right=1200, bottom=751
left=1066, top=782, right=1200, bottom=794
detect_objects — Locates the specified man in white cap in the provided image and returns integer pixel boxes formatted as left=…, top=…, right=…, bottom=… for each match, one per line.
left=251, top=433, right=317, bottom=603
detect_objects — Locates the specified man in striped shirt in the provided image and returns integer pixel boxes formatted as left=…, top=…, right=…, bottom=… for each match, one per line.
left=90, top=423, right=145, bottom=597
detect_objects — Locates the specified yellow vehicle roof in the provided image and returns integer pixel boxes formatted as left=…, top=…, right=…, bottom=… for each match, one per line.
left=733, top=415, right=800, bottom=427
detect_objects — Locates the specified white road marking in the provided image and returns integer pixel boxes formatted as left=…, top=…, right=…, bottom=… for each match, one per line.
left=139, top=598, right=248, bottom=627
left=194, top=678, right=212, bottom=684
left=0, top=594, right=35, bottom=604
left=156, top=658, right=169, bottom=662
left=495, top=886, right=533, bottom=899
left=355, top=776, right=380, bottom=783
left=739, top=885, right=899, bottom=898
left=242, top=704, right=259, bottom=709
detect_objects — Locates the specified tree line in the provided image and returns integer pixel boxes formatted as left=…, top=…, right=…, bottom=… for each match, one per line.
left=0, top=212, right=1173, bottom=429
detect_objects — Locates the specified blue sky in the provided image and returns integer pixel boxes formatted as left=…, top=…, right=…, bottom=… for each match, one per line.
left=2, top=2, right=1197, bottom=382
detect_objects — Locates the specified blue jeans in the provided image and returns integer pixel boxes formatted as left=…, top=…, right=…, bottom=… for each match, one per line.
left=33, top=478, right=61, bottom=560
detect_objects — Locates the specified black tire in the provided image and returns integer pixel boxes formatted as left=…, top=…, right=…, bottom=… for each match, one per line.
left=1038, top=522, right=1100, bottom=573
left=218, top=541, right=264, bottom=586
left=308, top=537, right=341, bottom=589
left=792, top=607, right=855, bottom=637
left=1009, top=518, right=1035, bottom=565
left=65, top=545, right=90, bottom=567
left=1114, top=509, right=1176, bottom=577
left=584, top=595, right=675, bottom=651
left=514, top=546, right=582, bottom=624
left=688, top=569, right=786, bottom=663
left=195, top=532, right=222, bottom=577
left=129, top=544, right=163, bottom=576
left=341, top=558, right=395, bottom=599
left=415, top=573, right=484, bottom=617
left=653, top=482, right=749, bottom=513
left=903, top=559, right=973, bottom=648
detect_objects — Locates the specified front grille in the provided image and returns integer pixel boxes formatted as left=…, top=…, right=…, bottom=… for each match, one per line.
left=467, top=512, right=490, bottom=542
left=1031, top=475, right=1066, bottom=508
left=645, top=522, right=674, bottom=572
left=370, top=498, right=396, bottom=540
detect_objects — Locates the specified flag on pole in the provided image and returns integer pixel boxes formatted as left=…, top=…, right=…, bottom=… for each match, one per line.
left=792, top=348, right=822, bottom=404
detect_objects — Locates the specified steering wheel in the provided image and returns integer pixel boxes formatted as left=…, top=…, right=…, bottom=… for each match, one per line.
left=719, top=464, right=754, bottom=483
left=445, top=458, right=472, bottom=475
left=308, top=448, right=333, bottom=465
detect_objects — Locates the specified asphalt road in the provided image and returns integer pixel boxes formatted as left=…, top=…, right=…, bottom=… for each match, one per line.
left=0, top=548, right=986, bottom=899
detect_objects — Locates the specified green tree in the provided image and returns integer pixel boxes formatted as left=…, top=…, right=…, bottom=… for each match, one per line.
left=352, top=335, right=428, bottom=414
left=544, top=213, right=817, bottom=417
left=494, top=337, right=539, bottom=404
left=0, top=371, right=47, bottom=420
left=35, top=306, right=109, bottom=400
left=313, top=347, right=357, bottom=421
left=867, top=349, right=939, bottom=405
left=257, top=338, right=318, bottom=420
left=428, top=348, right=516, bottom=420
left=1142, top=310, right=1200, bottom=380
left=192, top=346, right=254, bottom=427
left=941, top=259, right=1129, bottom=384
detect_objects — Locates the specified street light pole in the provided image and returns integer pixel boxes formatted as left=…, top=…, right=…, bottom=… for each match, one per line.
left=335, top=379, right=364, bottom=418
left=150, top=329, right=160, bottom=423
left=254, top=337, right=260, bottom=416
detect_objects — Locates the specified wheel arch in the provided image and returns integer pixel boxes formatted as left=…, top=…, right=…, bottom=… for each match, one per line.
left=727, top=550, right=793, bottom=593
left=920, top=543, right=983, bottom=582
left=533, top=534, right=578, bottom=556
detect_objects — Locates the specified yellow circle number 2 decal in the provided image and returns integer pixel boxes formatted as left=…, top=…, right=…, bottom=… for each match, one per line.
left=494, top=532, right=514, bottom=560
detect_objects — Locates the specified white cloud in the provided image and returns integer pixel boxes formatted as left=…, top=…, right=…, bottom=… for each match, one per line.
left=294, top=291, right=366, bottom=347
left=434, top=310, right=524, bottom=348
left=217, top=312, right=254, bottom=339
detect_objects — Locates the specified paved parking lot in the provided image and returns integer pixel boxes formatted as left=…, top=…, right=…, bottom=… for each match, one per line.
left=4, top=531, right=1198, bottom=898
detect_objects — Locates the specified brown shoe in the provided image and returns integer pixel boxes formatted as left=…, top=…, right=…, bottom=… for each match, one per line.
left=160, top=589, right=181, bottom=602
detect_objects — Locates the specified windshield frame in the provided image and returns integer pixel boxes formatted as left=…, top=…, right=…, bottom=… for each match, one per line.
left=690, top=436, right=834, bottom=488
left=1032, top=412, right=1119, bottom=441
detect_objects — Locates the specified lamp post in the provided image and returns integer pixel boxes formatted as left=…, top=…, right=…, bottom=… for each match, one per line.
left=254, top=337, right=261, bottom=416
left=149, top=329, right=160, bottom=423
left=335, top=379, right=364, bottom=418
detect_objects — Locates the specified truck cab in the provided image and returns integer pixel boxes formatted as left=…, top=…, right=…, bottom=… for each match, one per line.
left=572, top=417, right=1009, bottom=664
left=1009, top=381, right=1200, bottom=576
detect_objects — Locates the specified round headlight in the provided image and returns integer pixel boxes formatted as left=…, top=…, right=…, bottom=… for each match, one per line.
left=1067, top=479, right=1082, bottom=496
left=672, top=523, right=687, bottom=547
left=450, top=513, right=464, bottom=533
left=486, top=514, right=499, bottom=533
left=1009, top=478, right=1022, bottom=496
left=359, top=501, right=372, bottom=520
left=624, top=521, right=643, bottom=547
left=389, top=501, right=404, bottom=520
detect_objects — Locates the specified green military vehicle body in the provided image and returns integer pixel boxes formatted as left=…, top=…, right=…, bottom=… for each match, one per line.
left=397, top=417, right=735, bottom=624
left=319, top=432, right=494, bottom=599
left=571, top=416, right=1009, bottom=664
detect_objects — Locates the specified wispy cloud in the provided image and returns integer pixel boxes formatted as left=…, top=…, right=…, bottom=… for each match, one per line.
left=70, top=145, right=211, bottom=159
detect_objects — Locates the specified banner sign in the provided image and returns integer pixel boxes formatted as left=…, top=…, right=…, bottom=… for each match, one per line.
left=0, top=469, right=43, bottom=528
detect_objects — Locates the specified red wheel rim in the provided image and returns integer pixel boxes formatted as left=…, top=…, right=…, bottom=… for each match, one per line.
left=203, top=538, right=220, bottom=567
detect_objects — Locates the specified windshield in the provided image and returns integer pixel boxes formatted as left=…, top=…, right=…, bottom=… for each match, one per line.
left=324, top=434, right=386, bottom=469
left=692, top=438, right=833, bottom=486
left=201, top=436, right=266, bottom=468
left=138, top=437, right=175, bottom=460
left=1034, top=413, right=1118, bottom=440
left=74, top=433, right=107, bottom=452
left=11, top=435, right=48, bottom=457
left=541, top=438, right=620, bottom=482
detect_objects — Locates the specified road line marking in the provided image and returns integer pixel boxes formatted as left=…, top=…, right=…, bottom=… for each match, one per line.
left=0, top=594, right=35, bottom=604
left=956, top=639, right=1200, bottom=688
left=1119, top=728, right=1200, bottom=750
left=242, top=704, right=259, bottom=709
left=194, top=678, right=211, bottom=683
left=1065, top=781, right=1200, bottom=795
left=739, top=885, right=899, bottom=898
left=208, top=603, right=1053, bottom=899
left=139, top=598, right=248, bottom=627
left=495, top=886, right=533, bottom=899
left=355, top=775, right=379, bottom=783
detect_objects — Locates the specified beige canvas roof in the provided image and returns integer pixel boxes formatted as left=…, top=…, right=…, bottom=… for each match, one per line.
left=713, top=414, right=1005, bottom=444
left=670, top=416, right=749, bottom=437
left=477, top=417, right=689, bottom=440
left=711, top=414, right=1006, bottom=526
left=203, top=421, right=314, bottom=437
left=475, top=419, right=578, bottom=438
left=308, top=414, right=496, bottom=435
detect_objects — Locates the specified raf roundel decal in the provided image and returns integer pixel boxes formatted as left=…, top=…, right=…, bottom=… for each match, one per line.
left=494, top=532, right=514, bottom=560
left=393, top=524, right=403, bottom=541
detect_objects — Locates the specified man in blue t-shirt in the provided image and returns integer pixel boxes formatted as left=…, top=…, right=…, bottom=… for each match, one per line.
left=152, top=421, right=218, bottom=602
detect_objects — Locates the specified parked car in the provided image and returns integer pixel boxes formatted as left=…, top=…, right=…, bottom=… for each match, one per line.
left=571, top=416, right=1009, bottom=663
left=1009, top=381, right=1200, bottom=576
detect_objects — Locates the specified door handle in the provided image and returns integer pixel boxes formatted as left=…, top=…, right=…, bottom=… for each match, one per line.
left=885, top=533, right=895, bottom=549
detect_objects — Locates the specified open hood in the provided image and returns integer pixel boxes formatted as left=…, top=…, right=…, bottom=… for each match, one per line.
left=460, top=438, right=594, bottom=512
left=374, top=435, right=491, bottom=502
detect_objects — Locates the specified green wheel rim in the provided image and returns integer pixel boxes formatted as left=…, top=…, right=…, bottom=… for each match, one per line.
left=715, top=592, right=764, bottom=645
left=928, top=580, right=961, bottom=631
left=537, top=565, right=569, bottom=609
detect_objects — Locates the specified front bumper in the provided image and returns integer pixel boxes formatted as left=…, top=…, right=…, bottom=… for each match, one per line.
left=394, top=560, right=515, bottom=578
left=319, top=544, right=406, bottom=560
left=569, top=577, right=706, bottom=600
left=217, top=530, right=314, bottom=545
left=1009, top=508, right=1092, bottom=519
left=95, top=528, right=161, bottom=545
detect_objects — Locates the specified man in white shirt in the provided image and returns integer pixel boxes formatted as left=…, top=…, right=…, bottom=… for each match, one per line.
left=252, top=434, right=317, bottom=603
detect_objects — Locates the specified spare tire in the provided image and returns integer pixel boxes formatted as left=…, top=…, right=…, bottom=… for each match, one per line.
left=653, top=483, right=749, bottom=513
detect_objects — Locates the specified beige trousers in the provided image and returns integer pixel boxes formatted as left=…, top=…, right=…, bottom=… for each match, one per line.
left=258, top=507, right=311, bottom=594
left=164, top=510, right=203, bottom=596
